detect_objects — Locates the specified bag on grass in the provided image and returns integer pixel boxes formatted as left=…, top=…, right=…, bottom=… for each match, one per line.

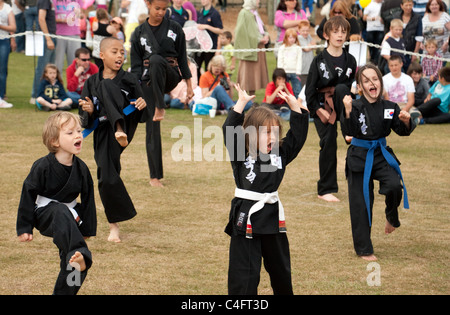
left=192, top=97, right=217, bottom=115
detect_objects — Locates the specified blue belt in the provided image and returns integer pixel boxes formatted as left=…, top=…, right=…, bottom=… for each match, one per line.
left=82, top=102, right=137, bottom=138
left=350, top=137, right=409, bottom=226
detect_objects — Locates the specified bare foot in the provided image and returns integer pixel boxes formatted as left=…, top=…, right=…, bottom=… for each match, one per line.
left=385, top=220, right=396, bottom=234
left=108, top=223, right=121, bottom=243
left=360, top=254, right=377, bottom=261
left=115, top=131, right=128, bottom=147
left=345, top=135, right=353, bottom=144
left=153, top=107, right=165, bottom=121
left=69, top=251, right=86, bottom=271
left=318, top=194, right=340, bottom=202
left=149, top=178, right=164, bottom=187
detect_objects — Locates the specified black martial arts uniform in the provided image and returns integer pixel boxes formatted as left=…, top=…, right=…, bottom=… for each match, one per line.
left=130, top=17, right=192, bottom=180
left=223, top=108, right=309, bottom=295
left=342, top=96, right=415, bottom=256
left=17, top=153, right=97, bottom=295
left=80, top=66, right=144, bottom=223
left=305, top=48, right=357, bottom=196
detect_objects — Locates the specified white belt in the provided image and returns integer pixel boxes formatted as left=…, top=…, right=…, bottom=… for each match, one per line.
left=35, top=195, right=82, bottom=225
left=234, top=188, right=286, bottom=239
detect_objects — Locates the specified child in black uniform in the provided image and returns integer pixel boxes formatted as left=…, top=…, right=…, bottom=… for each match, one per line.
left=342, top=64, right=415, bottom=261
left=79, top=37, right=147, bottom=243
left=17, top=112, right=97, bottom=295
left=305, top=16, right=357, bottom=202
left=223, top=85, right=309, bottom=295
left=130, top=0, right=193, bottom=187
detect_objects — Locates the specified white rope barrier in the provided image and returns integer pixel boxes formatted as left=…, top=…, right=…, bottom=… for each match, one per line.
left=2, top=31, right=450, bottom=63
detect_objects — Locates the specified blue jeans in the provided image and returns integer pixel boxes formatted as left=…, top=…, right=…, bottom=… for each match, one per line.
left=170, top=98, right=194, bottom=109
left=211, top=85, right=252, bottom=111
left=67, top=91, right=81, bottom=108
left=32, top=37, right=57, bottom=98
left=286, top=73, right=301, bottom=98
left=24, top=6, right=40, bottom=32
left=15, top=12, right=26, bottom=52
left=0, top=39, right=11, bottom=98
left=303, top=0, right=314, bottom=13
left=366, top=31, right=384, bottom=64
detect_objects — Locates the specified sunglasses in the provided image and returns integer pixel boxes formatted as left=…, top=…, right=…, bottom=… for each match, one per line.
left=79, top=58, right=90, bottom=61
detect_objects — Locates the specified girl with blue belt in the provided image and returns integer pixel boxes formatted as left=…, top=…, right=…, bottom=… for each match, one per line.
left=342, top=64, right=415, bottom=261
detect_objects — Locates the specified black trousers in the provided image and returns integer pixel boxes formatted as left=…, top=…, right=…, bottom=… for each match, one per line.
left=94, top=79, right=137, bottom=223
left=347, top=155, right=402, bottom=256
left=417, top=98, right=450, bottom=124
left=228, top=233, right=293, bottom=295
left=313, top=84, right=350, bottom=196
left=35, top=203, right=92, bottom=295
left=193, top=51, right=214, bottom=80
left=141, top=54, right=181, bottom=180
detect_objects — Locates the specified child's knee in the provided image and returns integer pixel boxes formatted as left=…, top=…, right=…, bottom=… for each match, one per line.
left=379, top=178, right=403, bottom=196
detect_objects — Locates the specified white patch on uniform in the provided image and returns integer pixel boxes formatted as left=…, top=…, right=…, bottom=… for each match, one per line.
left=167, top=30, right=177, bottom=41
left=384, top=109, right=394, bottom=119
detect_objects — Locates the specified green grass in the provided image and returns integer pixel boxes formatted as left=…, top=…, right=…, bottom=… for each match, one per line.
left=0, top=52, right=449, bottom=295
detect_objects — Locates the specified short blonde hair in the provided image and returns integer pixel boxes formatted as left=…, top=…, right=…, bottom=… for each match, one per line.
left=42, top=112, right=81, bottom=153
left=425, top=38, right=438, bottom=48
left=390, top=19, right=403, bottom=29
left=207, top=55, right=226, bottom=72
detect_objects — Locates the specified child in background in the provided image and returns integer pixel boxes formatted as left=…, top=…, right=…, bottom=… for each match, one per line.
left=111, top=17, right=127, bottom=60
left=305, top=16, right=357, bottom=202
left=263, top=68, right=295, bottom=121
left=342, top=64, right=415, bottom=262
left=223, top=84, right=309, bottom=295
left=17, top=112, right=97, bottom=294
left=297, top=20, right=316, bottom=90
left=415, top=67, right=450, bottom=124
left=383, top=55, right=416, bottom=113
left=217, top=31, right=236, bottom=76
left=277, top=28, right=302, bottom=97
left=167, top=58, right=198, bottom=109
left=407, top=62, right=430, bottom=108
left=380, top=19, right=407, bottom=73
left=421, top=39, right=443, bottom=87
left=36, top=64, right=73, bottom=111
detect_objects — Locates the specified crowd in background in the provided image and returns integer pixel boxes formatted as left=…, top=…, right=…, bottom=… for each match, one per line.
left=0, top=0, right=449, bottom=123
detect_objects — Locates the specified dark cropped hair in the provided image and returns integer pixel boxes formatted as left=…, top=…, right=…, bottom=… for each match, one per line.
left=272, top=68, right=287, bottom=82
left=276, top=0, right=301, bottom=12
left=407, top=61, right=423, bottom=75
left=75, top=47, right=91, bottom=58
left=323, top=16, right=350, bottom=41
left=439, top=67, right=450, bottom=82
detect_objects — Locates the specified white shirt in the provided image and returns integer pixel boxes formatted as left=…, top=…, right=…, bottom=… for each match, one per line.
left=0, top=3, right=12, bottom=38
left=277, top=44, right=303, bottom=75
left=364, top=1, right=384, bottom=32
left=383, top=72, right=415, bottom=104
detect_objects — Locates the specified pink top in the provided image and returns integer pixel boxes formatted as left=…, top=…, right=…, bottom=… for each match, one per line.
left=274, top=9, right=307, bottom=42
left=53, top=0, right=83, bottom=36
